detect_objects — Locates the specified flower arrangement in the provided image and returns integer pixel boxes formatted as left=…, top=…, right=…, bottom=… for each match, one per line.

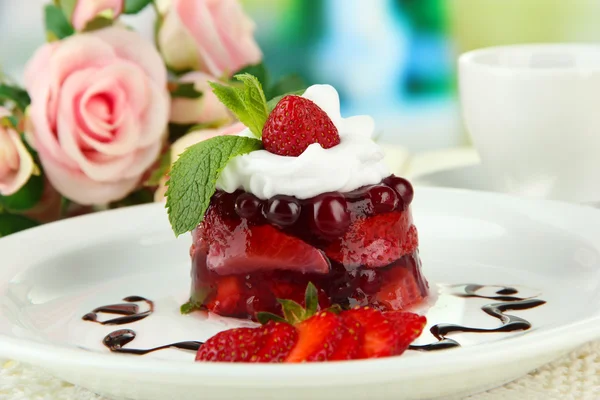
left=0, top=0, right=305, bottom=237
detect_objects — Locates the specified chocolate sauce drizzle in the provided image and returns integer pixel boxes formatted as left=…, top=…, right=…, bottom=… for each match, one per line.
left=410, top=285, right=546, bottom=351
left=103, top=329, right=202, bottom=355
left=83, top=284, right=545, bottom=356
left=82, top=296, right=154, bottom=325
left=82, top=295, right=203, bottom=355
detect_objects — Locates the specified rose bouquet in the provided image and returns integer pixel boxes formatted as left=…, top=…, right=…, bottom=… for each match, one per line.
left=0, top=0, right=305, bottom=237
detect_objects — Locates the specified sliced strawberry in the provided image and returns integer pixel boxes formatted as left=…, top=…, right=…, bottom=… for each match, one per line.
left=252, top=321, right=298, bottom=362
left=375, top=265, right=424, bottom=311
left=325, top=211, right=418, bottom=268
left=262, top=95, right=341, bottom=157
left=196, top=327, right=265, bottom=362
left=286, top=311, right=344, bottom=362
left=205, top=276, right=244, bottom=316
left=329, top=316, right=362, bottom=360
left=204, top=205, right=330, bottom=275
left=384, top=311, right=427, bottom=355
left=342, top=307, right=398, bottom=359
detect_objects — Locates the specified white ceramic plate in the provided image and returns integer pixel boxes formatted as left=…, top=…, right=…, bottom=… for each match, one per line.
left=1, top=187, right=599, bottom=400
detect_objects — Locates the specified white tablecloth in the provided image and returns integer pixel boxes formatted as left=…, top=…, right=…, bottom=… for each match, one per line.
left=1, top=340, right=598, bottom=399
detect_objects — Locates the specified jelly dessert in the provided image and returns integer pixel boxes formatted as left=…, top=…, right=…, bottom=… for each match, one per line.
left=166, top=74, right=429, bottom=320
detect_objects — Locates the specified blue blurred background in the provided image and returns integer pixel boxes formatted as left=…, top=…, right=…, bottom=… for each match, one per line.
left=3, top=0, right=600, bottom=150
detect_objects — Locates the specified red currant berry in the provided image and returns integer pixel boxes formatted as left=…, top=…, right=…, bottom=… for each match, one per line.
left=311, top=192, right=351, bottom=236
left=383, top=175, right=414, bottom=209
left=368, top=184, right=398, bottom=214
left=265, top=195, right=301, bottom=226
left=235, top=193, right=262, bottom=219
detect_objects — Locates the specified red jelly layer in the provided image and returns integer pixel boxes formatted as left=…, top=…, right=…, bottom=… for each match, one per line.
left=187, top=175, right=429, bottom=320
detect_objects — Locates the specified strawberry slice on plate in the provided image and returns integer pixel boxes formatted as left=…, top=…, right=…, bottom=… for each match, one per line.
left=384, top=311, right=427, bottom=355
left=285, top=311, right=344, bottom=362
left=196, top=327, right=265, bottom=362
left=342, top=307, right=399, bottom=359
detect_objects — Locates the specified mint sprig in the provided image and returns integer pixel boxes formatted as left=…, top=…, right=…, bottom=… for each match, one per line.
left=165, top=135, right=263, bottom=236
left=209, top=74, right=269, bottom=139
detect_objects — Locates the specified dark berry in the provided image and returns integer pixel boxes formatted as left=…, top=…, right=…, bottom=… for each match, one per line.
left=212, top=190, right=239, bottom=219
left=235, top=193, right=262, bottom=219
left=368, top=184, right=398, bottom=214
left=383, top=176, right=414, bottom=209
left=265, top=195, right=301, bottom=226
left=311, top=192, right=351, bottom=236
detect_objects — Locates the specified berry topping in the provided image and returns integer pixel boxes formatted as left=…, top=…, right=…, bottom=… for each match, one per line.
left=383, top=175, right=414, bottom=209
left=265, top=195, right=301, bottom=227
left=234, top=193, right=262, bottom=220
left=204, top=206, right=330, bottom=275
left=368, top=184, right=399, bottom=214
left=311, top=193, right=351, bottom=237
left=262, top=95, right=341, bottom=157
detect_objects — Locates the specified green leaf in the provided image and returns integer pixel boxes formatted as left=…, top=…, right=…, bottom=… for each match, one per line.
left=0, top=84, right=31, bottom=111
left=277, top=299, right=306, bottom=325
left=268, top=74, right=306, bottom=100
left=304, top=282, right=318, bottom=318
left=169, top=82, right=203, bottom=99
left=58, top=0, right=77, bottom=20
left=256, top=312, right=287, bottom=325
left=209, top=74, right=269, bottom=139
left=180, top=299, right=203, bottom=314
left=82, top=16, right=114, bottom=32
left=124, top=0, right=154, bottom=14
left=165, top=135, right=263, bottom=236
left=0, top=174, right=44, bottom=212
left=267, top=89, right=306, bottom=112
left=234, top=62, right=269, bottom=89
left=0, top=213, right=39, bottom=237
left=144, top=151, right=171, bottom=187
left=44, top=4, right=75, bottom=41
left=326, top=304, right=343, bottom=315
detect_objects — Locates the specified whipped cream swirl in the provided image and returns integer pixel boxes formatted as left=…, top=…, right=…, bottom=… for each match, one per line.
left=216, top=84, right=390, bottom=199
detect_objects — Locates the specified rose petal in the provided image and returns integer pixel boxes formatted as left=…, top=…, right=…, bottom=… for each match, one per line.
left=94, top=27, right=167, bottom=87
left=0, top=128, right=35, bottom=196
left=138, top=80, right=170, bottom=147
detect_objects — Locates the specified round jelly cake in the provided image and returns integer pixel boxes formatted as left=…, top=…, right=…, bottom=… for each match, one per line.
left=190, top=178, right=427, bottom=319
left=166, top=77, right=429, bottom=320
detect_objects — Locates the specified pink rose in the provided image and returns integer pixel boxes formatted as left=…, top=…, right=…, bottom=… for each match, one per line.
left=71, top=0, right=124, bottom=31
left=24, top=27, right=169, bottom=205
left=158, top=0, right=262, bottom=77
left=154, top=122, right=245, bottom=202
left=0, top=107, right=36, bottom=196
left=170, top=72, right=232, bottom=125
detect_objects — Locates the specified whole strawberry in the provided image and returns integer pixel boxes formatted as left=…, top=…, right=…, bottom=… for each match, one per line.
left=262, top=95, right=341, bottom=156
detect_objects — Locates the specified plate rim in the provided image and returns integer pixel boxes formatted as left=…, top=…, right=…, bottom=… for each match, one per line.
left=1, top=188, right=599, bottom=384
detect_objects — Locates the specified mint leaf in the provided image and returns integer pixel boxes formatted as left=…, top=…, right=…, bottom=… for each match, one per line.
left=267, top=89, right=305, bottom=112
left=166, top=135, right=263, bottom=236
left=234, top=62, right=269, bottom=90
left=180, top=299, right=203, bottom=314
left=209, top=74, right=269, bottom=139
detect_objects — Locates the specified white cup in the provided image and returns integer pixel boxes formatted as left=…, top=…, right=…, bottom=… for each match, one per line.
left=459, top=44, right=600, bottom=203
